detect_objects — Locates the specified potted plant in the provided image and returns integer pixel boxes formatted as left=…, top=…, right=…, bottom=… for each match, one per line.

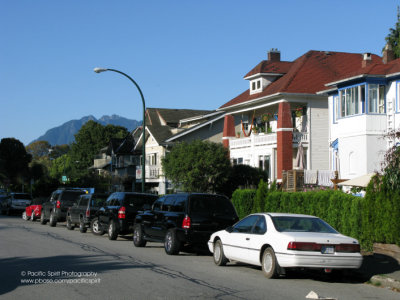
left=236, top=131, right=241, bottom=138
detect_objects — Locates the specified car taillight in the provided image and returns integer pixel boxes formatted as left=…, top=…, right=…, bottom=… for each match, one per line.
left=335, top=243, right=360, bottom=253
left=86, top=208, right=90, bottom=218
left=118, top=206, right=126, bottom=219
left=182, top=216, right=191, bottom=229
left=56, top=200, right=61, bottom=209
left=287, top=242, right=322, bottom=251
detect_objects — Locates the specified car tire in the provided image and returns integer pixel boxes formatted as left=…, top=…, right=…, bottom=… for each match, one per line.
left=133, top=224, right=147, bottom=247
left=22, top=211, right=28, bottom=220
left=40, top=212, right=47, bottom=225
left=108, top=220, right=118, bottom=240
left=66, top=216, right=74, bottom=230
left=79, top=219, right=87, bottom=233
left=49, top=212, right=57, bottom=227
left=91, top=218, right=105, bottom=235
left=164, top=228, right=181, bottom=255
left=213, top=239, right=228, bottom=266
left=261, top=247, right=278, bottom=279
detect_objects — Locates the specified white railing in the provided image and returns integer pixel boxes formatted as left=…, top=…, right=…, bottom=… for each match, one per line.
left=230, top=132, right=308, bottom=149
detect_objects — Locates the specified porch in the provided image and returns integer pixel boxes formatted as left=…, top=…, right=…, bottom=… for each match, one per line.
left=229, top=132, right=309, bottom=149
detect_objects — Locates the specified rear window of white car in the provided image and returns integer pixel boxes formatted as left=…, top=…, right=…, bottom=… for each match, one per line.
left=271, top=216, right=337, bottom=234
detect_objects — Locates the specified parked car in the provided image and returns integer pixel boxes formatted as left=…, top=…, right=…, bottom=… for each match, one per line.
left=23, top=197, right=46, bottom=221
left=208, top=213, right=363, bottom=278
left=133, top=193, right=239, bottom=255
left=1, top=193, right=32, bottom=215
left=40, top=189, right=87, bottom=227
left=92, top=192, right=158, bottom=240
left=66, top=193, right=108, bottom=233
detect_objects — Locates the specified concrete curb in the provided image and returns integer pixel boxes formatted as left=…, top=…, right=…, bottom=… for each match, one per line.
left=370, top=275, right=400, bottom=291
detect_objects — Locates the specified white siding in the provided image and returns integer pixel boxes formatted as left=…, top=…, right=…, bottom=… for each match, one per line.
left=310, top=100, right=329, bottom=170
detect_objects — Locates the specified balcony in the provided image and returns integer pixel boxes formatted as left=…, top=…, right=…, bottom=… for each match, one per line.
left=136, top=165, right=162, bottom=181
left=230, top=132, right=308, bottom=149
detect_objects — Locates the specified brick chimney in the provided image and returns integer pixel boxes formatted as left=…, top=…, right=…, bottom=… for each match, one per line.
left=268, top=48, right=281, bottom=62
left=383, top=44, right=395, bottom=64
left=362, top=53, right=372, bottom=68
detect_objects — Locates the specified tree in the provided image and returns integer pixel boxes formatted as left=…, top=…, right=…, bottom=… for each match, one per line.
left=385, top=7, right=400, bottom=58
left=381, top=129, right=400, bottom=191
left=0, top=138, right=32, bottom=189
left=26, top=141, right=51, bottom=160
left=68, top=121, right=128, bottom=180
left=162, top=140, right=231, bottom=193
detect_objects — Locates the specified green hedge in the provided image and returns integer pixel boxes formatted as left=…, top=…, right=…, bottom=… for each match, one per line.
left=231, top=181, right=400, bottom=250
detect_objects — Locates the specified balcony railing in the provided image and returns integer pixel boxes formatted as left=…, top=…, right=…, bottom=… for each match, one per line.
left=230, top=132, right=308, bottom=149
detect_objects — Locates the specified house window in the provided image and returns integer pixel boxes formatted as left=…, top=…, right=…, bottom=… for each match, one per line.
left=339, top=85, right=366, bottom=117
left=257, top=80, right=261, bottom=89
left=252, top=82, right=256, bottom=90
left=148, top=153, right=157, bottom=166
left=368, top=84, right=385, bottom=114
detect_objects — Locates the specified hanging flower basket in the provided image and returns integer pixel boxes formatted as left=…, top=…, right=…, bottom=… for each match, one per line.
left=295, top=107, right=303, bottom=118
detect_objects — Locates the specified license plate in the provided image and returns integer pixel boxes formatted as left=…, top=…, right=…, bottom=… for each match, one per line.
left=321, top=246, right=334, bottom=254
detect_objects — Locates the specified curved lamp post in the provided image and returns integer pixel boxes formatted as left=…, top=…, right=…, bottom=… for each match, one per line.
left=94, top=68, right=146, bottom=192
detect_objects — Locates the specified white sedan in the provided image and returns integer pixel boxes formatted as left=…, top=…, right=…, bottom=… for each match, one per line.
left=208, top=213, right=363, bottom=278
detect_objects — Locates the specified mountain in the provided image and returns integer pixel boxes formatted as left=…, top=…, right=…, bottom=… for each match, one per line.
left=32, top=115, right=141, bottom=146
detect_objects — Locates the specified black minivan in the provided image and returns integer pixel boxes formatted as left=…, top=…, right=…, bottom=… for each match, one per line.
left=133, top=193, right=239, bottom=255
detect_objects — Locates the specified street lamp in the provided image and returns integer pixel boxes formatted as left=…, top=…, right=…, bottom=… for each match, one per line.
left=94, top=68, right=146, bottom=192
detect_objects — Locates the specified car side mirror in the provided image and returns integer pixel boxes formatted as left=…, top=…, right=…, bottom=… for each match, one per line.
left=143, top=203, right=151, bottom=211
left=225, top=226, right=234, bottom=233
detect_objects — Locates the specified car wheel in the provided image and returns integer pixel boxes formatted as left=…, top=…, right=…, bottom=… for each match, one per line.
left=108, top=220, right=118, bottom=240
left=213, top=240, right=228, bottom=266
left=22, top=211, right=28, bottom=220
left=91, top=218, right=105, bottom=236
left=49, top=212, right=57, bottom=227
left=79, top=219, right=87, bottom=233
left=164, top=228, right=181, bottom=255
left=133, top=224, right=147, bottom=247
left=66, top=216, right=74, bottom=230
left=40, top=212, right=47, bottom=225
left=261, top=247, right=278, bottom=279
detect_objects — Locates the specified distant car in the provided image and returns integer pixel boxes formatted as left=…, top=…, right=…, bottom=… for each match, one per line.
left=1, top=193, right=32, bottom=215
left=23, top=197, right=46, bottom=221
left=208, top=213, right=363, bottom=278
left=92, top=192, right=158, bottom=240
left=40, top=189, right=87, bottom=227
left=133, top=193, right=239, bottom=255
left=66, top=193, right=108, bottom=233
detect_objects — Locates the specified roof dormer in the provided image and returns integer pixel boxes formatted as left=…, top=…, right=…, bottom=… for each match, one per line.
left=244, top=49, right=292, bottom=95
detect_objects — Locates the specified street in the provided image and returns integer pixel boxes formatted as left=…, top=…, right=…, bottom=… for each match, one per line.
left=0, top=215, right=398, bottom=300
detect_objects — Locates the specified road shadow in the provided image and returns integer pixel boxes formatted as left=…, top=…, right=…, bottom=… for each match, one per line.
left=0, top=255, right=153, bottom=296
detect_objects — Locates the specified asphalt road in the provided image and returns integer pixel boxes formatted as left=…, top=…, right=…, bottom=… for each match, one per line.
left=0, top=215, right=398, bottom=300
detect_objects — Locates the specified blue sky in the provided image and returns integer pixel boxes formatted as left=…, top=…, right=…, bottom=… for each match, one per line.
left=1, top=0, right=399, bottom=145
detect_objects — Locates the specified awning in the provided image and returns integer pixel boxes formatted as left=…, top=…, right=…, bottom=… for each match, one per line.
left=338, top=173, right=376, bottom=188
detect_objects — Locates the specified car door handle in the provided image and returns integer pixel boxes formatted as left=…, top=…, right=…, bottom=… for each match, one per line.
left=246, top=238, right=250, bottom=241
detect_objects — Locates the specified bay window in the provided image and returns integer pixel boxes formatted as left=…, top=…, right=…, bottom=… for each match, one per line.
left=339, top=85, right=364, bottom=117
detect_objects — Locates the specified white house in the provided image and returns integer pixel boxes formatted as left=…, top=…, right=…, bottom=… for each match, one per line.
left=324, top=45, right=400, bottom=180
left=218, top=49, right=384, bottom=183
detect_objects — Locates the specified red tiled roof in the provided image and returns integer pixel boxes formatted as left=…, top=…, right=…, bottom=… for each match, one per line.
left=244, top=60, right=293, bottom=78
left=219, top=51, right=382, bottom=109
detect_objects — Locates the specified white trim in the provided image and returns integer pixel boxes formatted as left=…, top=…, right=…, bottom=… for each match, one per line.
left=165, top=113, right=226, bottom=142
left=276, top=128, right=293, bottom=132
left=244, top=73, right=284, bottom=80
left=179, top=111, right=223, bottom=124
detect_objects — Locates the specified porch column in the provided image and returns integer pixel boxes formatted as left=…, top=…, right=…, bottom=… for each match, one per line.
left=222, top=114, right=235, bottom=148
left=277, top=101, right=293, bottom=181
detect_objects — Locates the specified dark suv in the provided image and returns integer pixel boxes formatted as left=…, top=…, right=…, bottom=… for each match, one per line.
left=92, top=192, right=158, bottom=240
left=66, top=193, right=108, bottom=233
left=40, top=189, right=87, bottom=227
left=133, top=193, right=239, bottom=255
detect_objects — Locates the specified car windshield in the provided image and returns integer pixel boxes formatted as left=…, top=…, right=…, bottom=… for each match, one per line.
left=271, top=216, right=338, bottom=233
left=13, top=193, right=32, bottom=200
